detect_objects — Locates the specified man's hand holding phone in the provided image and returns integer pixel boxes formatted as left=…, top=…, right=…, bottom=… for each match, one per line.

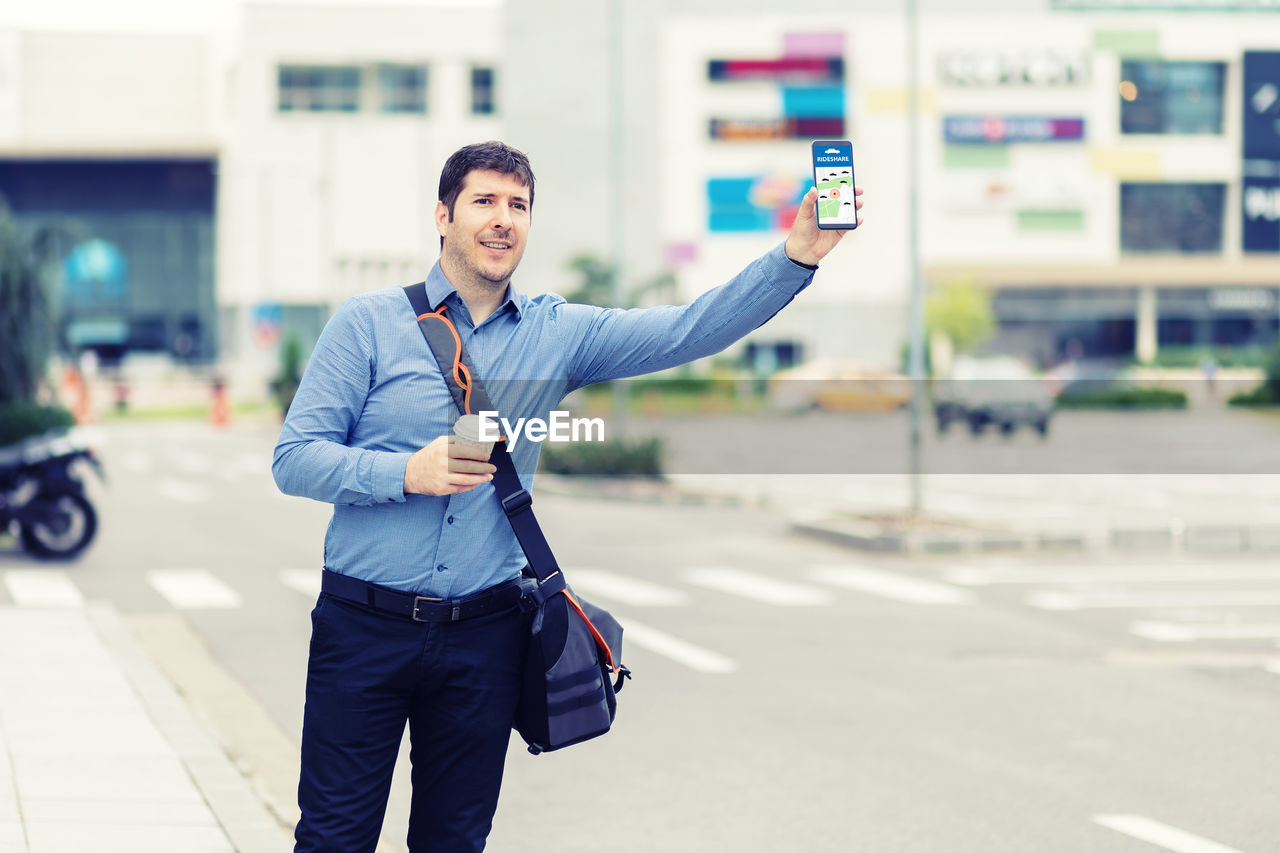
left=404, top=435, right=496, bottom=497
left=786, top=184, right=863, bottom=267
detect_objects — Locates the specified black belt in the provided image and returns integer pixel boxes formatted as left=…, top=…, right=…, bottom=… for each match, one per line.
left=321, top=570, right=522, bottom=623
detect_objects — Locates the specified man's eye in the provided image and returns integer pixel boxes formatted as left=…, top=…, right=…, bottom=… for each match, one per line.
left=512, top=203, right=527, bottom=211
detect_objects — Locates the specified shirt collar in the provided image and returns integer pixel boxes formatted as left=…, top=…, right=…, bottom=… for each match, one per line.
left=423, top=261, right=523, bottom=323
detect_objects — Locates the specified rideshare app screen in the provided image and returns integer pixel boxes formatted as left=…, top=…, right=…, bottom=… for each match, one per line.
left=811, top=142, right=857, bottom=228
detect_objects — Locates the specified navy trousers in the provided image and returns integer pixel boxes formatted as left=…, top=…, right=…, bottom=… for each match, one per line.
left=294, top=591, right=526, bottom=853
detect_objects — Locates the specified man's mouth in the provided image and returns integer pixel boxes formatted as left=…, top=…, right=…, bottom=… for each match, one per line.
left=480, top=241, right=512, bottom=251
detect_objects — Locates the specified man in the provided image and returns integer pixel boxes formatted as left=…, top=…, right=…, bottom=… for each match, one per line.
left=273, top=140, right=862, bottom=852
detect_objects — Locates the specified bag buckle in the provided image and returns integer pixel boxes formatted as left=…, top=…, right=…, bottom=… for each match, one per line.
left=501, top=488, right=532, bottom=517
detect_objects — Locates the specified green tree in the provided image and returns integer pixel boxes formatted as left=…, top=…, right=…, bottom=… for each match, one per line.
left=0, top=196, right=66, bottom=405
left=562, top=253, right=677, bottom=308
left=924, top=278, right=995, bottom=354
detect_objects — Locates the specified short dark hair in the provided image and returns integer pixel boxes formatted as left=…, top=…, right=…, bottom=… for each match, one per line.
left=438, top=140, right=535, bottom=222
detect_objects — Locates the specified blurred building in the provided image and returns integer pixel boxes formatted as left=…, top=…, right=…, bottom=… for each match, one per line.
left=2, top=0, right=1280, bottom=388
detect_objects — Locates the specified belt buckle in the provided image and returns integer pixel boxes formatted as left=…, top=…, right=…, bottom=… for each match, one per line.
left=412, top=595, right=461, bottom=622
left=411, top=595, right=440, bottom=622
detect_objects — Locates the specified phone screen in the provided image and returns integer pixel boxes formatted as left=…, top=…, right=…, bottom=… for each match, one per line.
left=811, top=140, right=857, bottom=229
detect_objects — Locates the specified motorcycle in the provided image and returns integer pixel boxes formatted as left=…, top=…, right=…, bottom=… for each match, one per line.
left=0, top=430, right=104, bottom=560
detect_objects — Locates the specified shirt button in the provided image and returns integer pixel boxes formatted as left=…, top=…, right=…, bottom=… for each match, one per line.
left=447, top=516, right=455, bottom=524
left=436, top=564, right=448, bottom=573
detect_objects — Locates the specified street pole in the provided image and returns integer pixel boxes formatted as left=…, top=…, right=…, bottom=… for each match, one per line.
left=906, top=0, right=924, bottom=515
left=609, top=0, right=628, bottom=432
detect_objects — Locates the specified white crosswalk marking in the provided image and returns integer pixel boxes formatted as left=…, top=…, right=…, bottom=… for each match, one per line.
left=812, top=565, right=974, bottom=605
left=619, top=619, right=736, bottom=674
left=1092, top=814, right=1245, bottom=853
left=280, top=569, right=321, bottom=598
left=685, top=566, right=833, bottom=606
left=1031, top=590, right=1280, bottom=611
left=147, top=569, right=242, bottom=610
left=4, top=570, right=85, bottom=608
left=1131, top=621, right=1280, bottom=642
left=567, top=569, right=689, bottom=607
left=950, top=564, right=1280, bottom=586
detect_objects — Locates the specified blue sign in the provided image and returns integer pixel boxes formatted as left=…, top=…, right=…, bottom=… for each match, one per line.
left=944, top=116, right=1085, bottom=145
left=62, top=239, right=127, bottom=305
left=1243, top=177, right=1280, bottom=252
left=1244, top=52, right=1280, bottom=161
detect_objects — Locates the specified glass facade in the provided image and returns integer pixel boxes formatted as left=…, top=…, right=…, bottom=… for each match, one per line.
left=1119, top=61, right=1226, bottom=134
left=1120, top=183, right=1226, bottom=254
left=278, top=65, right=362, bottom=112
left=0, top=160, right=218, bottom=364
left=377, top=65, right=427, bottom=114
left=470, top=66, right=496, bottom=115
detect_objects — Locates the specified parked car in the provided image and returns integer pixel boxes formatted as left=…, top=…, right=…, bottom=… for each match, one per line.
left=933, top=356, right=1054, bottom=437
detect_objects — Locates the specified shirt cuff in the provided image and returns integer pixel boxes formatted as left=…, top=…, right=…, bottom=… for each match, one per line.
left=373, top=451, right=413, bottom=503
left=761, top=242, right=818, bottom=295
left=787, top=255, right=819, bottom=271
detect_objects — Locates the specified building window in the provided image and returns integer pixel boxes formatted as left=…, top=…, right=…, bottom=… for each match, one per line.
left=1119, top=61, right=1225, bottom=135
left=278, top=65, right=362, bottom=113
left=1120, top=183, right=1225, bottom=254
left=471, top=67, right=496, bottom=115
left=378, top=65, right=427, bottom=114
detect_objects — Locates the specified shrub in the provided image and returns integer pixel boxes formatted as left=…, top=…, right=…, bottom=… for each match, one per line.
left=1227, top=385, right=1278, bottom=407
left=1056, top=386, right=1188, bottom=409
left=538, top=436, right=663, bottom=478
left=0, top=401, right=74, bottom=447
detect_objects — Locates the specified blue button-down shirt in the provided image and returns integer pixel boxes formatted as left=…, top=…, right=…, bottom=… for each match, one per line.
left=272, top=242, right=814, bottom=597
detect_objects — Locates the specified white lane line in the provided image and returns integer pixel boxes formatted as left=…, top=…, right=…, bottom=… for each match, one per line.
left=619, top=619, right=736, bottom=674
left=1092, top=814, right=1245, bottom=853
left=812, top=565, right=974, bottom=605
left=1265, top=661, right=1280, bottom=676
left=950, top=564, right=1280, bottom=586
left=685, top=566, right=833, bottom=607
left=1131, top=621, right=1280, bottom=642
left=280, top=569, right=321, bottom=598
left=148, top=569, right=242, bottom=610
left=1031, top=590, right=1280, bottom=611
left=118, top=451, right=153, bottom=474
left=4, top=570, right=85, bottom=608
left=567, top=569, right=689, bottom=607
left=169, top=451, right=213, bottom=475
left=159, top=480, right=209, bottom=503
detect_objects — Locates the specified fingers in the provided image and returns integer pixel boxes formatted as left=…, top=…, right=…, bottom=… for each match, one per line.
left=446, top=457, right=497, bottom=475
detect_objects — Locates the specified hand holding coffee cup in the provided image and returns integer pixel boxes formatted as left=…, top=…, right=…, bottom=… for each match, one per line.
left=452, top=413, right=498, bottom=462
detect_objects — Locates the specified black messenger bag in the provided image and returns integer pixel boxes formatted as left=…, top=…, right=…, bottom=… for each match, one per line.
left=403, top=284, right=631, bottom=755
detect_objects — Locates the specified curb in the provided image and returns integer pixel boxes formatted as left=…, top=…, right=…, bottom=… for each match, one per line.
left=536, top=475, right=1280, bottom=558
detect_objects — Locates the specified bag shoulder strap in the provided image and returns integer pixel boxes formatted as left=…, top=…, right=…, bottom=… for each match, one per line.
left=402, top=284, right=566, bottom=592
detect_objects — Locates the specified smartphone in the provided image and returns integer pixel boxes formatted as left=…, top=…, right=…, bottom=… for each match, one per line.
left=811, top=140, right=858, bottom=230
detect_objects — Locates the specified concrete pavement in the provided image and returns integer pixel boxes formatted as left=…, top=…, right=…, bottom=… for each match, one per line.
left=0, top=603, right=292, bottom=853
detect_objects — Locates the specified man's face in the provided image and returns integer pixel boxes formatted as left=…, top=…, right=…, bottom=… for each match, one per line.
left=436, top=169, right=531, bottom=291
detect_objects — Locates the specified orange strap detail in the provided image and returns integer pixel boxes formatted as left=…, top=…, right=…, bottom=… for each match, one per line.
left=418, top=304, right=474, bottom=415
left=561, top=590, right=619, bottom=673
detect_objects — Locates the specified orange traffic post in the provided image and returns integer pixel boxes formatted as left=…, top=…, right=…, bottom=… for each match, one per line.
left=72, top=370, right=93, bottom=425
left=211, top=378, right=231, bottom=429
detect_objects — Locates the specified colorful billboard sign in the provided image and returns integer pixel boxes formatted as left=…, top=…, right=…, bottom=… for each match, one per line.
left=944, top=116, right=1086, bottom=145
left=707, top=175, right=806, bottom=233
left=707, top=33, right=845, bottom=142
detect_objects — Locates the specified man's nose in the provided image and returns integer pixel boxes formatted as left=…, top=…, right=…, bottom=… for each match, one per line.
left=490, top=203, right=512, bottom=229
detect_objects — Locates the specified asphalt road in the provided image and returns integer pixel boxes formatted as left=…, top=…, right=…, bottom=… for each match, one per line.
left=2, top=417, right=1279, bottom=852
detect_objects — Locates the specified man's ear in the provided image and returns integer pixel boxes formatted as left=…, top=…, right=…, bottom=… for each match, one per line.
left=434, top=200, right=450, bottom=238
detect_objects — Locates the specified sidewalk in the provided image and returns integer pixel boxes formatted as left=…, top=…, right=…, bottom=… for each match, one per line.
left=0, top=604, right=291, bottom=853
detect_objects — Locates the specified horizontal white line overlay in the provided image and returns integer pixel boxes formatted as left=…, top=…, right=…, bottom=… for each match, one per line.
left=685, top=567, right=833, bottom=607
left=1092, top=814, right=1245, bottom=853
left=147, top=569, right=242, bottom=610
left=567, top=569, right=689, bottom=607
left=812, top=565, right=974, bottom=605
left=950, top=564, right=1280, bottom=586
left=1032, top=590, right=1280, bottom=611
left=280, top=569, right=321, bottom=598
left=159, top=480, right=209, bottom=503
left=4, top=570, right=85, bottom=608
left=619, top=619, right=736, bottom=674
left=1131, top=621, right=1280, bottom=642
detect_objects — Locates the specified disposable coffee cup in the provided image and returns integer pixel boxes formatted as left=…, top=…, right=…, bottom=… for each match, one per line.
left=453, top=413, right=498, bottom=459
